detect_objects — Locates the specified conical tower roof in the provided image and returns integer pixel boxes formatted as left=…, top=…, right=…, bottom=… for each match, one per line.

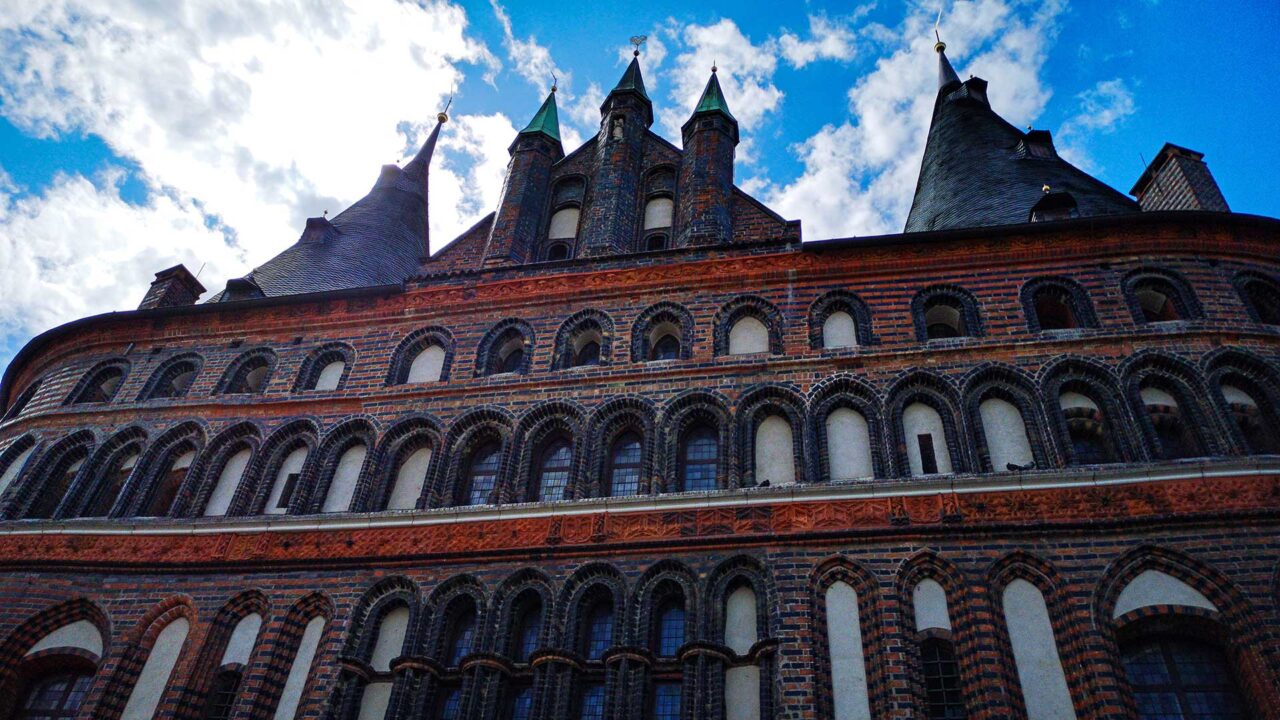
left=612, top=55, right=649, bottom=101
left=519, top=89, right=561, bottom=143
left=692, top=69, right=735, bottom=121
left=213, top=113, right=449, bottom=300
left=904, top=42, right=1139, bottom=233
left=600, top=53, right=654, bottom=126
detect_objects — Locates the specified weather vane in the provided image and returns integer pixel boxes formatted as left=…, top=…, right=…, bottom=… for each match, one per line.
left=630, top=35, right=647, bottom=57
left=934, top=4, right=946, bottom=51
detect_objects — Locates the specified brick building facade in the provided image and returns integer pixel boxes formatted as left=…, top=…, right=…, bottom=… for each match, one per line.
left=0, top=42, right=1278, bottom=720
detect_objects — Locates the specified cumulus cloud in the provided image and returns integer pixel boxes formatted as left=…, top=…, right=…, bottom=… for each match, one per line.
left=0, top=0, right=503, bottom=358
left=1056, top=78, right=1136, bottom=169
left=0, top=0, right=495, bottom=272
left=778, top=12, right=863, bottom=68
left=0, top=167, right=243, bottom=343
left=756, top=0, right=1068, bottom=239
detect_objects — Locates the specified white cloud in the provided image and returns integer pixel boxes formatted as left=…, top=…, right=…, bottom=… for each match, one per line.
left=0, top=0, right=497, bottom=309
left=779, top=12, right=863, bottom=69
left=489, top=0, right=565, bottom=95
left=1056, top=78, right=1136, bottom=169
left=0, top=168, right=243, bottom=340
left=756, top=0, right=1068, bottom=239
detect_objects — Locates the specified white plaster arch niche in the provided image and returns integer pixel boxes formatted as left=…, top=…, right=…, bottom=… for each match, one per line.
left=1111, top=569, right=1218, bottom=619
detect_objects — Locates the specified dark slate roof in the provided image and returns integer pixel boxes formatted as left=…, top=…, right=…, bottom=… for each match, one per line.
left=210, top=118, right=445, bottom=301
left=904, top=49, right=1139, bottom=233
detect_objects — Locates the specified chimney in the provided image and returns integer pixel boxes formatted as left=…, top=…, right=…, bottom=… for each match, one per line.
left=138, top=264, right=205, bottom=310
left=1130, top=143, right=1229, bottom=212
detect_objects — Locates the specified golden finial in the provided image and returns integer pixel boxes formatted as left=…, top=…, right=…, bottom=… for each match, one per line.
left=551, top=73, right=558, bottom=93
left=438, top=92, right=453, bottom=123
left=712, top=60, right=718, bottom=73
left=1042, top=184, right=1052, bottom=193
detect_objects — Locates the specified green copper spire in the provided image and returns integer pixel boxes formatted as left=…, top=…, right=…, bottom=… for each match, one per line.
left=519, top=88, right=561, bottom=143
left=611, top=54, right=650, bottom=101
left=692, top=68, right=735, bottom=121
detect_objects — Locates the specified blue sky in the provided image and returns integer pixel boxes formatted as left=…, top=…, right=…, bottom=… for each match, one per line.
left=0, top=0, right=1277, bottom=378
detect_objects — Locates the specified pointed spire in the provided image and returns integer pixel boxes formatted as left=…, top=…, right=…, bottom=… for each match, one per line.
left=691, top=67, right=736, bottom=122
left=935, top=38, right=961, bottom=89
left=519, top=87, right=561, bottom=143
left=612, top=54, right=650, bottom=101
left=402, top=107, right=448, bottom=259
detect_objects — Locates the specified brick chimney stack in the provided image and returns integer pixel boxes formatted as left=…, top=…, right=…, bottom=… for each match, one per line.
left=1130, top=143, right=1230, bottom=212
left=138, top=264, right=205, bottom=310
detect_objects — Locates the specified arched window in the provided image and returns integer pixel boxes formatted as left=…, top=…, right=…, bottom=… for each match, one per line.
left=1220, top=383, right=1279, bottom=454
left=545, top=242, right=572, bottom=262
left=754, top=415, right=795, bottom=486
left=1033, top=287, right=1077, bottom=330
left=553, top=312, right=612, bottom=370
left=0, top=439, right=37, bottom=498
left=204, top=446, right=252, bottom=517
left=653, top=598, right=685, bottom=657
left=1135, top=281, right=1181, bottom=323
left=141, top=357, right=201, bottom=400
left=445, top=607, right=477, bottom=667
left=511, top=598, right=543, bottom=663
left=1028, top=192, right=1079, bottom=222
left=924, top=300, right=965, bottom=340
left=903, top=403, right=952, bottom=476
left=548, top=207, right=581, bottom=242
left=321, top=443, right=367, bottom=513
left=646, top=235, right=668, bottom=251
left=728, top=316, right=770, bottom=355
left=266, top=447, right=308, bottom=515
left=82, top=448, right=139, bottom=517
left=16, top=671, right=95, bottom=720
left=644, top=197, right=673, bottom=232
left=573, top=340, right=601, bottom=366
left=1059, top=391, right=1115, bottom=464
left=27, top=447, right=88, bottom=519
left=408, top=345, right=446, bottom=383
left=120, top=618, right=190, bottom=720
left=460, top=443, right=500, bottom=506
left=723, top=583, right=760, bottom=719
left=201, top=669, right=242, bottom=720
left=313, top=361, right=346, bottom=391
left=219, top=353, right=273, bottom=395
left=978, top=398, right=1034, bottom=471
left=651, top=683, right=681, bottom=720
left=606, top=433, right=642, bottom=497
left=920, top=638, right=965, bottom=720
left=1120, top=636, right=1245, bottom=720
left=1238, top=275, right=1280, bottom=325
left=582, top=600, right=613, bottom=660
left=69, top=364, right=126, bottom=404
left=680, top=425, right=718, bottom=492
left=651, top=331, right=680, bottom=361
left=1141, top=386, right=1197, bottom=460
left=826, top=408, right=873, bottom=481
left=4, top=380, right=41, bottom=421
left=822, top=311, right=858, bottom=349
left=480, top=324, right=532, bottom=377
left=579, top=683, right=606, bottom=720
left=534, top=439, right=572, bottom=502
left=144, top=449, right=195, bottom=517
left=387, top=446, right=431, bottom=511
left=825, top=581, right=871, bottom=720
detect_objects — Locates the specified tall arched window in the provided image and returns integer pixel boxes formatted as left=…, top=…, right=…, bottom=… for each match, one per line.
left=28, top=448, right=88, bottom=519
left=1059, top=391, right=1115, bottom=465
left=1140, top=386, right=1197, bottom=460
left=511, top=598, right=543, bottom=663
left=754, top=415, right=796, bottom=486
left=83, top=448, right=139, bottom=517
left=445, top=607, right=477, bottom=667
left=16, top=671, right=95, bottom=720
left=724, top=583, right=761, bottom=720
left=1220, top=383, right=1279, bottom=454
left=1120, top=636, right=1245, bottom=720
left=903, top=403, right=952, bottom=476
left=460, top=443, right=500, bottom=506
left=204, top=447, right=251, bottom=517
left=680, top=426, right=718, bottom=492
left=606, top=433, right=642, bottom=497
left=321, top=443, right=367, bottom=513
left=826, top=408, right=873, bottom=481
left=387, top=446, right=431, bottom=511
left=1239, top=276, right=1280, bottom=325
left=582, top=600, right=613, bottom=661
left=535, top=439, right=572, bottom=502
left=265, top=447, right=308, bottom=515
left=144, top=449, right=196, bottom=517
left=654, top=598, right=685, bottom=657
left=978, top=398, right=1034, bottom=471
left=920, top=638, right=965, bottom=720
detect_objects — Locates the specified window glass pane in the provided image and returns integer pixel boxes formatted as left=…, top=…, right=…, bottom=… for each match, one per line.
left=19, top=672, right=94, bottom=720
left=448, top=613, right=476, bottom=665
left=537, top=441, right=572, bottom=502
left=1121, top=637, right=1245, bottom=720
left=466, top=444, right=500, bottom=505
left=608, top=434, right=642, bottom=497
left=437, top=688, right=462, bottom=720
left=921, top=639, right=965, bottom=720
left=656, top=602, right=684, bottom=656
left=682, top=427, right=717, bottom=492
left=515, top=605, right=542, bottom=662
left=579, top=683, right=605, bottom=720
left=509, top=687, right=534, bottom=720
left=584, top=603, right=613, bottom=660
left=652, top=683, right=681, bottom=720
left=652, top=334, right=679, bottom=361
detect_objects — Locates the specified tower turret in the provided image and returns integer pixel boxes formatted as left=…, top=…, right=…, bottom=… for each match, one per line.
left=483, top=89, right=565, bottom=266
left=576, top=53, right=654, bottom=257
left=675, top=66, right=739, bottom=247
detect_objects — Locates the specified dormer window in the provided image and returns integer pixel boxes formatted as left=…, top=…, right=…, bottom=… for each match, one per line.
left=1029, top=192, right=1078, bottom=222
